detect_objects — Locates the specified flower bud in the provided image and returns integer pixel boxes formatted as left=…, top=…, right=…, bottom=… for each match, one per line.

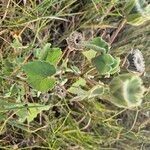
left=127, top=49, right=145, bottom=74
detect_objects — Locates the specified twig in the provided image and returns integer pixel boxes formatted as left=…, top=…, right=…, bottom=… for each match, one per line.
left=1, top=0, right=11, bottom=22
left=109, top=19, right=127, bottom=45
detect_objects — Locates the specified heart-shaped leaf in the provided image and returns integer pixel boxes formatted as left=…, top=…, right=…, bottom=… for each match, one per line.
left=23, top=61, right=56, bottom=77
left=23, top=61, right=56, bottom=92
left=27, top=76, right=55, bottom=92
left=109, top=74, right=145, bottom=108
left=82, top=49, right=97, bottom=61
left=84, top=37, right=110, bottom=53
left=92, top=54, right=120, bottom=75
left=88, top=85, right=104, bottom=99
left=34, top=43, right=62, bottom=65
left=68, top=77, right=86, bottom=95
left=45, top=47, right=62, bottom=65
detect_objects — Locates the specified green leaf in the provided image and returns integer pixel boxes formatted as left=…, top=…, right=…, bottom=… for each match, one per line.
left=0, top=77, right=2, bottom=85
left=127, top=13, right=149, bottom=26
left=11, top=38, right=23, bottom=49
left=93, top=0, right=101, bottom=4
left=88, top=85, right=104, bottom=99
left=16, top=103, right=50, bottom=123
left=40, top=43, right=52, bottom=60
left=92, top=54, right=120, bottom=75
left=34, top=43, right=62, bottom=65
left=68, top=77, right=86, bottom=95
left=23, top=61, right=56, bottom=92
left=84, top=37, right=110, bottom=53
left=92, top=54, right=113, bottom=74
left=125, top=0, right=150, bottom=26
left=110, top=57, right=120, bottom=74
left=2, top=59, right=14, bottom=76
left=124, top=0, right=136, bottom=15
left=4, top=84, right=18, bottom=98
left=33, top=48, right=42, bottom=59
left=28, top=76, right=55, bottom=92
left=46, top=47, right=62, bottom=65
left=82, top=49, right=97, bottom=61
left=23, top=61, right=56, bottom=77
left=109, top=74, right=145, bottom=108
left=0, top=112, right=6, bottom=122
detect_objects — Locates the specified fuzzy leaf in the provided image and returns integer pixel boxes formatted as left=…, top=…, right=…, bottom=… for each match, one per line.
left=68, top=78, right=86, bottom=95
left=84, top=37, right=110, bottom=53
left=23, top=61, right=56, bottom=77
left=45, top=47, right=62, bottom=65
left=82, top=49, right=97, bottom=61
left=28, top=76, right=55, bottom=92
left=23, top=61, right=56, bottom=92
left=109, top=74, right=145, bottom=108
left=34, top=43, right=62, bottom=65
left=40, top=43, right=51, bottom=60
left=16, top=103, right=50, bottom=123
left=88, top=85, right=104, bottom=98
left=92, top=54, right=120, bottom=75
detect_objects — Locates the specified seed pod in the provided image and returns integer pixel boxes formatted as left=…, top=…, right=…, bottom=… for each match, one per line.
left=66, top=31, right=84, bottom=50
left=109, top=73, right=145, bottom=108
left=127, top=49, right=145, bottom=74
left=55, top=84, right=66, bottom=99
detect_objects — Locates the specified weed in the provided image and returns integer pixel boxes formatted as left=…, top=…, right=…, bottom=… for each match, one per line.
left=0, top=0, right=150, bottom=149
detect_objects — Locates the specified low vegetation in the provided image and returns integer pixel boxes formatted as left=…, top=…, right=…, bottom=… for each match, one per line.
left=0, top=0, right=150, bottom=149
